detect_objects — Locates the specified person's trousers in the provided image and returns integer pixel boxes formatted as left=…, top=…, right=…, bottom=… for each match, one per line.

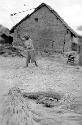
left=26, top=50, right=36, bottom=66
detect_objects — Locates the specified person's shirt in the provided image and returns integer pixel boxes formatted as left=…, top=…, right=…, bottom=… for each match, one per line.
left=24, top=39, right=34, bottom=50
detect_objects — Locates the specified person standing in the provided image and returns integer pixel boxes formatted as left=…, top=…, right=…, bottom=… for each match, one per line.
left=22, top=35, right=38, bottom=67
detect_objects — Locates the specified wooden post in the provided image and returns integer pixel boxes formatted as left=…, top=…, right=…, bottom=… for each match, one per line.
left=79, top=43, right=82, bottom=66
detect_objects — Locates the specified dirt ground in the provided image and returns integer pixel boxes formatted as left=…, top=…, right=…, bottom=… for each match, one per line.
left=0, top=53, right=82, bottom=125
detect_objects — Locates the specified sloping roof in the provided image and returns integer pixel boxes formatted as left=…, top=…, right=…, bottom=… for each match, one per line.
left=0, top=25, right=10, bottom=36
left=10, top=3, right=78, bottom=36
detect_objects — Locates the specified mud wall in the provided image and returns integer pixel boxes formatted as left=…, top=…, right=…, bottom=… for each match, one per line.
left=13, top=6, right=74, bottom=52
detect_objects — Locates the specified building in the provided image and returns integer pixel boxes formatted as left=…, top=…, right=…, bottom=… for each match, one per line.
left=10, top=3, right=79, bottom=53
left=0, top=25, right=13, bottom=45
left=78, top=36, right=82, bottom=65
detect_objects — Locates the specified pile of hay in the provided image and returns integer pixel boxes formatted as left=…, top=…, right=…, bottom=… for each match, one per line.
left=0, top=87, right=38, bottom=125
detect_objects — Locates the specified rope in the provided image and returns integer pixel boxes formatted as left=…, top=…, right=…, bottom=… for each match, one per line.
left=10, top=8, right=35, bottom=16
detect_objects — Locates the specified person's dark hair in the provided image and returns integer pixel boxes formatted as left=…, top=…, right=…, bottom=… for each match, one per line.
left=24, top=35, right=30, bottom=40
